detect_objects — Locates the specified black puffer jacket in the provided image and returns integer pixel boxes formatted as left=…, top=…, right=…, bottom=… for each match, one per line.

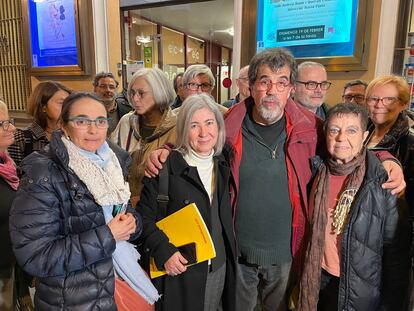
left=337, top=152, right=410, bottom=310
left=9, top=131, right=140, bottom=311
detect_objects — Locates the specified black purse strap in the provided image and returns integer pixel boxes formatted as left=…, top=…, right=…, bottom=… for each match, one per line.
left=156, top=164, right=169, bottom=220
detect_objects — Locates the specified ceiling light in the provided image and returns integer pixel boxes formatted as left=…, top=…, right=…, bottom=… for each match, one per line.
left=136, top=36, right=151, bottom=45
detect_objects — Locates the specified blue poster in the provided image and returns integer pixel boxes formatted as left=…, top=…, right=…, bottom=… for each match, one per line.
left=29, top=0, right=78, bottom=67
left=256, top=0, right=359, bottom=58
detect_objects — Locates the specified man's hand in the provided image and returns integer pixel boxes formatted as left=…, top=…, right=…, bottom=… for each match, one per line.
left=144, top=148, right=171, bottom=177
left=382, top=160, right=406, bottom=195
left=164, top=251, right=188, bottom=276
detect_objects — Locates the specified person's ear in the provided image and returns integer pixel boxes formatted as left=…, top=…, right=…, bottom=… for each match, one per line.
left=288, top=86, right=295, bottom=97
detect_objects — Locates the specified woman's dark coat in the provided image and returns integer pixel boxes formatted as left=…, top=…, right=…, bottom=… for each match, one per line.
left=9, top=131, right=141, bottom=311
left=368, top=111, right=414, bottom=210
left=138, top=150, right=236, bottom=311
left=315, top=152, right=410, bottom=310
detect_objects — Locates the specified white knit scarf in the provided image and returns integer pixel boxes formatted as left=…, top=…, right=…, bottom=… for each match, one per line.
left=61, top=136, right=131, bottom=206
left=61, top=136, right=160, bottom=304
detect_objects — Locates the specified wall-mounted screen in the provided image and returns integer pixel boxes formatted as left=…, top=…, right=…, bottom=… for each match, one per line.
left=28, top=0, right=78, bottom=67
left=23, top=0, right=92, bottom=76
left=255, top=0, right=368, bottom=71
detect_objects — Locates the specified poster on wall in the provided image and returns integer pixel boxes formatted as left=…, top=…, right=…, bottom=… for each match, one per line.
left=256, top=0, right=359, bottom=58
left=28, top=0, right=79, bottom=67
left=126, top=61, right=144, bottom=83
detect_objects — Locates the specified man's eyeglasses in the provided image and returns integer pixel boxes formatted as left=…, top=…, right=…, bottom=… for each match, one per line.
left=296, top=81, right=332, bottom=90
left=186, top=83, right=212, bottom=91
left=68, top=117, right=111, bottom=129
left=255, top=78, right=290, bottom=92
left=0, top=118, right=15, bottom=130
left=342, top=94, right=365, bottom=103
left=97, top=84, right=117, bottom=91
left=366, top=96, right=399, bottom=106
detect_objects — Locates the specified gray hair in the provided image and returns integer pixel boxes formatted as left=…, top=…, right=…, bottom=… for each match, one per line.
left=238, top=65, right=249, bottom=78
left=248, top=48, right=297, bottom=86
left=176, top=93, right=225, bottom=156
left=128, top=68, right=176, bottom=111
left=182, top=65, right=216, bottom=89
left=297, top=61, right=326, bottom=74
left=0, top=100, right=8, bottom=114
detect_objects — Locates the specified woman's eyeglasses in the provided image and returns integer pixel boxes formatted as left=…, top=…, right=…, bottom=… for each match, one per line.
left=67, top=117, right=111, bottom=129
left=0, top=118, right=15, bottom=130
left=186, top=83, right=212, bottom=91
left=366, top=96, right=399, bottom=106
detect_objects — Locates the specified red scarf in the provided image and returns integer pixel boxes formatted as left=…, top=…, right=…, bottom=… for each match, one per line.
left=0, top=152, right=19, bottom=190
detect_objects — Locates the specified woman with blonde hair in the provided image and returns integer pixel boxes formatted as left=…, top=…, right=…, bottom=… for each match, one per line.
left=365, top=75, right=414, bottom=308
left=365, top=76, right=413, bottom=201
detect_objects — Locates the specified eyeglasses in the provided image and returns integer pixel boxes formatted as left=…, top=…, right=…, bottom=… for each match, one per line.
left=366, top=96, right=399, bottom=106
left=342, top=94, right=365, bottom=103
left=0, top=118, right=15, bottom=130
left=97, top=84, right=117, bottom=90
left=130, top=89, right=150, bottom=99
left=186, top=83, right=212, bottom=91
left=67, top=117, right=111, bottom=129
left=296, top=80, right=332, bottom=90
left=255, top=78, right=290, bottom=92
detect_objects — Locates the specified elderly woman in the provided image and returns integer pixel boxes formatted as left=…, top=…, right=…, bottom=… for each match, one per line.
left=8, top=81, right=72, bottom=166
left=179, top=64, right=228, bottom=115
left=9, top=92, right=159, bottom=310
left=110, top=68, right=176, bottom=206
left=138, top=93, right=236, bottom=311
left=0, top=100, right=17, bottom=311
left=365, top=75, right=414, bottom=210
left=365, top=75, right=414, bottom=308
left=298, top=103, right=410, bottom=311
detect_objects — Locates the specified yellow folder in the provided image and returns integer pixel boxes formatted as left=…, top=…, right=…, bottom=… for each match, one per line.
left=149, top=203, right=216, bottom=279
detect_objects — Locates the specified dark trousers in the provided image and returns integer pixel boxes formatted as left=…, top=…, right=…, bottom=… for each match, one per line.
left=204, top=263, right=226, bottom=311
left=317, top=269, right=339, bottom=311
left=235, top=258, right=292, bottom=311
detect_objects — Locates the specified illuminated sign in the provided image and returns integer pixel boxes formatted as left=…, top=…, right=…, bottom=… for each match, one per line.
left=256, top=0, right=359, bottom=58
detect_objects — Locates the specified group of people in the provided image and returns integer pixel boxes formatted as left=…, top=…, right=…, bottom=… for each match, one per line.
left=0, top=46, right=412, bottom=311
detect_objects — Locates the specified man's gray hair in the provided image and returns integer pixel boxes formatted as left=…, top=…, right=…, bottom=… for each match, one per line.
left=182, top=64, right=216, bottom=89
left=297, top=61, right=326, bottom=74
left=238, top=65, right=249, bottom=78
left=248, top=48, right=297, bottom=86
left=128, top=68, right=176, bottom=111
left=175, top=93, right=225, bottom=156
